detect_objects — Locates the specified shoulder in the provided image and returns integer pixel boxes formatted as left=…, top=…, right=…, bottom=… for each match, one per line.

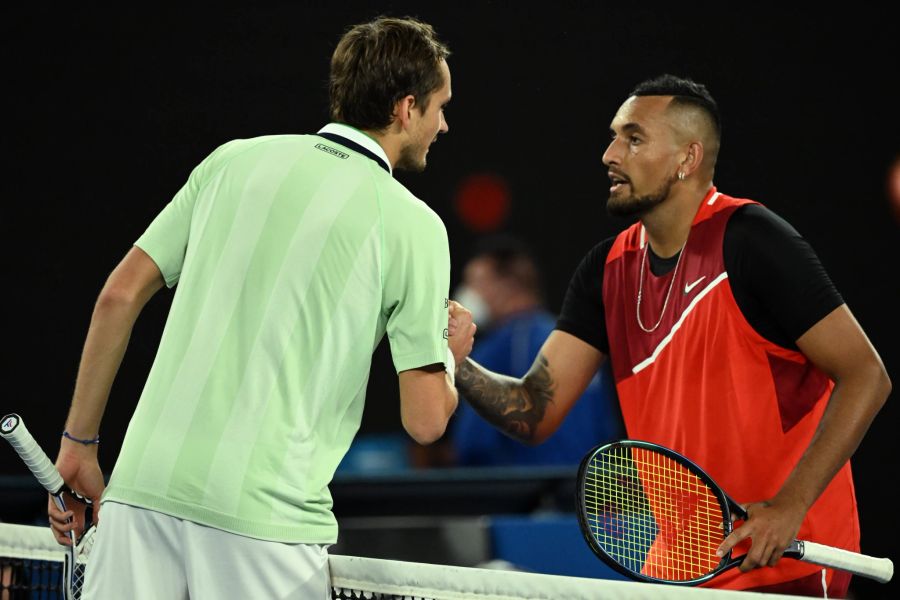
left=725, top=202, right=804, bottom=249
left=380, top=183, right=448, bottom=235
left=208, top=134, right=300, bottom=159
left=575, top=237, right=617, bottom=275
left=192, top=135, right=307, bottom=176
left=209, top=134, right=392, bottom=166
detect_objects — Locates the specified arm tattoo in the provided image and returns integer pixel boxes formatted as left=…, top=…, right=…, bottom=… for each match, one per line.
left=456, top=353, right=556, bottom=443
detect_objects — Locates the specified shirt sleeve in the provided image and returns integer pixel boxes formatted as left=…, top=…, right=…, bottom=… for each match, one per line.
left=724, top=203, right=844, bottom=347
left=381, top=196, right=451, bottom=373
left=135, top=139, right=247, bottom=287
left=555, top=238, right=615, bottom=354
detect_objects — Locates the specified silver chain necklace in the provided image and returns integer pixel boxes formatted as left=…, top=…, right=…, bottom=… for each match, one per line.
left=636, top=240, right=685, bottom=333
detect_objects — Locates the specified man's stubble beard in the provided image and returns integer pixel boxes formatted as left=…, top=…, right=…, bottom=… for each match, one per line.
left=395, top=142, right=427, bottom=172
left=606, top=173, right=677, bottom=218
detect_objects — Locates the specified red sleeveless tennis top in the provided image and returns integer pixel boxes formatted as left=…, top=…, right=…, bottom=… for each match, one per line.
left=602, top=187, right=859, bottom=589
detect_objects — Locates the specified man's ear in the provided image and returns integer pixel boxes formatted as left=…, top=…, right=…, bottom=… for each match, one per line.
left=394, top=94, right=417, bottom=129
left=680, top=141, right=705, bottom=178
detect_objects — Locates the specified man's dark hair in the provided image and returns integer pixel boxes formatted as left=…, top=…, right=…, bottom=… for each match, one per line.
left=329, top=16, right=450, bottom=131
left=470, top=235, right=543, bottom=299
left=631, top=74, right=721, bottom=140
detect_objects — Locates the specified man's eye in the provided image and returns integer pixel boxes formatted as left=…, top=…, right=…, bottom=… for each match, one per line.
left=630, top=136, right=642, bottom=145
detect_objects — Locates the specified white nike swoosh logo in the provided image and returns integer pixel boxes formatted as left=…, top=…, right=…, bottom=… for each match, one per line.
left=684, top=276, right=706, bottom=294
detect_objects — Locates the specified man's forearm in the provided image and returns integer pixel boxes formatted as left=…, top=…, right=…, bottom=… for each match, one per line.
left=64, top=295, right=141, bottom=437
left=455, top=354, right=555, bottom=443
left=59, top=247, right=163, bottom=445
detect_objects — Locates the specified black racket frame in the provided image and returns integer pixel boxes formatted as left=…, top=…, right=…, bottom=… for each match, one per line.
left=575, top=439, right=747, bottom=585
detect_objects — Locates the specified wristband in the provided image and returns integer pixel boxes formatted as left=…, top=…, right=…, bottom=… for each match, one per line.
left=62, top=431, right=100, bottom=445
left=446, top=347, right=456, bottom=387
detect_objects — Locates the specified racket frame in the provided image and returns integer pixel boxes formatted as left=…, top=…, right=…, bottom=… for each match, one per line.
left=575, top=439, right=743, bottom=585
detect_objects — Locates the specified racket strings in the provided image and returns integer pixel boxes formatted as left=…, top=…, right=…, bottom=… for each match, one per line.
left=65, top=526, right=96, bottom=600
left=583, top=446, right=725, bottom=581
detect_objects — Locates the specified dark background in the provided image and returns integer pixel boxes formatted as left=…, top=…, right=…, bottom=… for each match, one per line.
left=2, top=3, right=897, bottom=596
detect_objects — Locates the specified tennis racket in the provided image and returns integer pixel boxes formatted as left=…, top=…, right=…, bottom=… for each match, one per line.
left=576, top=439, right=893, bottom=585
left=1, top=413, right=96, bottom=600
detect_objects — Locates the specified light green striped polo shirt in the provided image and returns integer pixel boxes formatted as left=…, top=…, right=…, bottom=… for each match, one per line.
left=103, top=124, right=451, bottom=543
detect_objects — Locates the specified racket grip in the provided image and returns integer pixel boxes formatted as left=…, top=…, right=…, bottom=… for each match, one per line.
left=1, top=413, right=65, bottom=495
left=799, top=541, right=894, bottom=584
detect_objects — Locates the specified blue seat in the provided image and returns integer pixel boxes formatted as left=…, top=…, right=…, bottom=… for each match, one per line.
left=336, top=433, right=411, bottom=474
left=489, top=513, right=631, bottom=580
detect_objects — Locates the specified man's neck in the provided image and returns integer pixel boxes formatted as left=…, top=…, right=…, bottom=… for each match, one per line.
left=641, top=182, right=713, bottom=257
left=362, top=127, right=401, bottom=170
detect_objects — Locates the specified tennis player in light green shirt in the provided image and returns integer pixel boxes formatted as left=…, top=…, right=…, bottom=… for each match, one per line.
left=48, top=17, right=475, bottom=599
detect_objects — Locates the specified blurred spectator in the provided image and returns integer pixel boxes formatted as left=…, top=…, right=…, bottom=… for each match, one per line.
left=445, top=235, right=623, bottom=467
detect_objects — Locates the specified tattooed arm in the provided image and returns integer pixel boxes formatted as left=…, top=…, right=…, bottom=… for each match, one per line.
left=456, top=353, right=555, bottom=443
left=456, top=330, right=607, bottom=444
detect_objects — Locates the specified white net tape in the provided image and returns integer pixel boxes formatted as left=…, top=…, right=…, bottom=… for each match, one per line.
left=2, top=523, right=800, bottom=600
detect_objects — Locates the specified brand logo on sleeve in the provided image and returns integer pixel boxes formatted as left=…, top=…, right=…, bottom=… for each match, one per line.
left=314, top=143, right=349, bottom=159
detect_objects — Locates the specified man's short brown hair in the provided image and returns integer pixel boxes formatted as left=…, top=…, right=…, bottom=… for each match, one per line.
left=329, top=16, right=450, bottom=131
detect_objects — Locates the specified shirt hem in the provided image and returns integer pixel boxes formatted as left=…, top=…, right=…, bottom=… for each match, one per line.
left=102, top=486, right=338, bottom=544
left=393, top=349, right=447, bottom=373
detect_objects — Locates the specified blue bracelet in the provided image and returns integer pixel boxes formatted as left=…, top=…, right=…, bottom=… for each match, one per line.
left=62, top=431, right=100, bottom=445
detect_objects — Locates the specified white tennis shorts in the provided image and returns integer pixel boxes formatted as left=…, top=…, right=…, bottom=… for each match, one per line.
left=83, top=501, right=331, bottom=600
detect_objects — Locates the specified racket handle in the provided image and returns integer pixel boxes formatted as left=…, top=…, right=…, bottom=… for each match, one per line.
left=1, top=413, right=65, bottom=495
left=797, top=540, right=894, bottom=584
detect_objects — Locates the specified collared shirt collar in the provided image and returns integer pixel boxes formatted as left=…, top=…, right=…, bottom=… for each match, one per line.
left=317, top=123, right=392, bottom=176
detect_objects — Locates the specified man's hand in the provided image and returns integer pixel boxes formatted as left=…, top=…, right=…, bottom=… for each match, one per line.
left=448, top=300, right=476, bottom=367
left=716, top=496, right=807, bottom=571
left=48, top=438, right=105, bottom=546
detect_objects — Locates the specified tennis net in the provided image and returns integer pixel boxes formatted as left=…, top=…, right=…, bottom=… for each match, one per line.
left=2, top=522, right=800, bottom=599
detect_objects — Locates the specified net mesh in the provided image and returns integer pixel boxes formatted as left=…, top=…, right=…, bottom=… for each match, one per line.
left=581, top=444, right=726, bottom=582
left=1, top=523, right=65, bottom=600
left=1, top=523, right=798, bottom=599
left=1, top=554, right=63, bottom=599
